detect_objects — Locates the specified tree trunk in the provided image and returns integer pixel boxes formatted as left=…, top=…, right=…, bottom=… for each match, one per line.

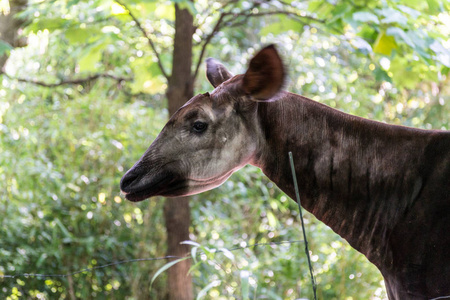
left=0, top=0, right=28, bottom=71
left=163, top=4, right=194, bottom=300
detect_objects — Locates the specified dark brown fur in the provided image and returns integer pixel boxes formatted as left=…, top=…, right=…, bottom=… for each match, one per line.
left=254, top=93, right=450, bottom=299
left=121, top=46, right=450, bottom=299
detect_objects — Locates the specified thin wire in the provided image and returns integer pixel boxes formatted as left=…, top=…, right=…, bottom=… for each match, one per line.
left=0, top=257, right=180, bottom=279
left=0, top=240, right=303, bottom=279
left=289, top=151, right=318, bottom=300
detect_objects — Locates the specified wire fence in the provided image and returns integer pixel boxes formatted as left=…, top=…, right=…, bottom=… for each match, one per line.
left=0, top=240, right=304, bottom=280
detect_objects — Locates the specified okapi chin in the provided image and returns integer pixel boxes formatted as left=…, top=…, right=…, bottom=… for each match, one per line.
left=120, top=45, right=450, bottom=299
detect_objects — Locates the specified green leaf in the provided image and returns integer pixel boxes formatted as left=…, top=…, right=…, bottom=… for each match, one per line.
left=260, top=16, right=303, bottom=36
left=374, top=66, right=392, bottom=82
left=352, top=11, right=379, bottom=24
left=188, top=261, right=202, bottom=275
left=180, top=240, right=201, bottom=247
left=66, top=0, right=81, bottom=8
left=218, top=247, right=235, bottom=261
left=378, top=8, right=408, bottom=25
left=155, top=3, right=175, bottom=20
left=180, top=240, right=200, bottom=263
left=78, top=40, right=108, bottom=72
left=307, top=0, right=323, bottom=11
left=386, top=27, right=414, bottom=48
left=79, top=51, right=102, bottom=72
left=267, top=211, right=278, bottom=227
left=54, top=218, right=73, bottom=240
left=351, top=37, right=373, bottom=54
left=36, top=253, right=48, bottom=267
left=316, top=2, right=335, bottom=19
left=0, top=40, right=13, bottom=56
left=373, top=31, right=398, bottom=55
left=65, top=28, right=93, bottom=44
left=396, top=5, right=421, bottom=18
left=389, top=58, right=421, bottom=89
left=150, top=257, right=189, bottom=287
left=240, top=270, right=250, bottom=300
left=329, top=3, right=353, bottom=23
left=181, top=240, right=213, bottom=257
left=29, top=18, right=68, bottom=32
left=196, top=280, right=221, bottom=300
left=426, top=0, right=443, bottom=13
left=130, top=57, right=166, bottom=94
left=405, top=30, right=432, bottom=60
left=136, top=2, right=158, bottom=16
left=110, top=2, right=128, bottom=15
left=430, top=40, right=450, bottom=67
left=399, top=0, right=427, bottom=10
left=191, top=246, right=198, bottom=263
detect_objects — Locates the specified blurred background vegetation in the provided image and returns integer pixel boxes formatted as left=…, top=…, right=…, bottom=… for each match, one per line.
left=0, top=0, right=449, bottom=299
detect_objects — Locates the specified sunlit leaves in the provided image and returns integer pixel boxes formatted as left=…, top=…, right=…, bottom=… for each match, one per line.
left=430, top=40, right=450, bottom=67
left=129, top=57, right=166, bottom=94
left=110, top=2, right=127, bottom=15
left=386, top=27, right=414, bottom=49
left=65, top=27, right=93, bottom=43
left=0, top=81, right=169, bottom=297
left=351, top=37, right=373, bottom=54
left=308, top=0, right=334, bottom=19
left=28, top=17, right=67, bottom=32
left=352, top=11, right=380, bottom=24
left=306, top=0, right=450, bottom=87
left=77, top=42, right=105, bottom=72
left=426, top=0, right=445, bottom=14
left=378, top=7, right=408, bottom=25
left=396, top=4, right=421, bottom=18
left=155, top=2, right=175, bottom=20
left=260, top=15, right=304, bottom=36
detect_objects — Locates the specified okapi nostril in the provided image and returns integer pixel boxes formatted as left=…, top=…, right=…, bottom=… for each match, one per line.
left=120, top=171, right=140, bottom=191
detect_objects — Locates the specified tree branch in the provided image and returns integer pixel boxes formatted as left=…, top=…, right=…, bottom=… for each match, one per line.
left=192, top=3, right=327, bottom=81
left=225, top=10, right=325, bottom=28
left=115, top=0, right=170, bottom=80
left=1, top=72, right=131, bottom=88
left=192, top=12, right=227, bottom=81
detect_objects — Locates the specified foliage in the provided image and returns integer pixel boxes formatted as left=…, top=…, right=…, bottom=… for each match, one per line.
left=0, top=0, right=449, bottom=299
left=0, top=76, right=171, bottom=298
left=15, top=0, right=450, bottom=89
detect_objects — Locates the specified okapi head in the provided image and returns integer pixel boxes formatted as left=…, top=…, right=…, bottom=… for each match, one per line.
left=120, top=45, right=285, bottom=202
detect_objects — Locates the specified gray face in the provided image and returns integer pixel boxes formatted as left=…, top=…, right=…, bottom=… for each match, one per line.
left=119, top=91, right=258, bottom=201
left=120, top=45, right=285, bottom=201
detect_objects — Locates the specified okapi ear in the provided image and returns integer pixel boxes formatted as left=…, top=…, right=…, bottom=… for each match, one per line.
left=242, top=45, right=285, bottom=101
left=206, top=58, right=234, bottom=88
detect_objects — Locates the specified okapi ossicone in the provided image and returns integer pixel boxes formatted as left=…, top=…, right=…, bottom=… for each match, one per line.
left=120, top=45, right=450, bottom=299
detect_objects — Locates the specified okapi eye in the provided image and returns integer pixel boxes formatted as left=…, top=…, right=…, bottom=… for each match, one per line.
left=192, top=121, right=208, bottom=133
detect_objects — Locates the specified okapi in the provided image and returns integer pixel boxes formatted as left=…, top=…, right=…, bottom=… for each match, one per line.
left=120, top=45, right=450, bottom=299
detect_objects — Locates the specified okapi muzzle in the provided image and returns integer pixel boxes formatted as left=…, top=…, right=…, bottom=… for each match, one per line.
left=120, top=45, right=450, bottom=299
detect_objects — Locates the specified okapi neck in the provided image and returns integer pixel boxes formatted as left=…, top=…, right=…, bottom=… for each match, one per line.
left=254, top=92, right=431, bottom=268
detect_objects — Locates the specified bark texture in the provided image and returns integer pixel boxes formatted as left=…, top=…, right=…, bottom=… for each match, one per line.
left=163, top=4, right=194, bottom=300
left=0, top=0, right=28, bottom=71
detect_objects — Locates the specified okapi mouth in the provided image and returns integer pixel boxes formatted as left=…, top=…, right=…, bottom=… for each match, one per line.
left=120, top=170, right=188, bottom=202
